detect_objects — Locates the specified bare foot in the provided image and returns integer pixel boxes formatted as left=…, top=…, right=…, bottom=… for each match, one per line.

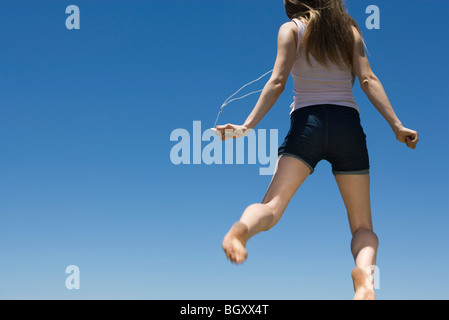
left=222, top=222, right=249, bottom=264
left=351, top=267, right=376, bottom=300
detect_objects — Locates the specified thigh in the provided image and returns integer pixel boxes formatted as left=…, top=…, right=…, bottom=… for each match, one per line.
left=334, top=174, right=373, bottom=234
left=262, top=155, right=310, bottom=216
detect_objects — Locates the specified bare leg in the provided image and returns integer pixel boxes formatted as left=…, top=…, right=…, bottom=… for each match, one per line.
left=335, top=174, right=379, bottom=300
left=222, top=156, right=311, bottom=264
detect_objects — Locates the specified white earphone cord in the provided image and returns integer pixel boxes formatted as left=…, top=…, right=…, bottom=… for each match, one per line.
left=213, top=69, right=273, bottom=129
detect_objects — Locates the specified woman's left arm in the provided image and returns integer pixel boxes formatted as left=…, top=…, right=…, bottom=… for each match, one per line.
left=216, top=21, right=298, bottom=140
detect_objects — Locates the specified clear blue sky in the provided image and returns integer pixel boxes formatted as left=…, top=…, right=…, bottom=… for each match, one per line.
left=0, top=0, right=448, bottom=300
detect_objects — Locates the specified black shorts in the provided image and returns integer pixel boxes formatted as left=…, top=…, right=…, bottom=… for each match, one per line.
left=278, top=104, right=370, bottom=175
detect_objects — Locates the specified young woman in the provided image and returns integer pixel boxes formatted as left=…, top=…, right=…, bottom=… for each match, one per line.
left=216, top=0, right=419, bottom=300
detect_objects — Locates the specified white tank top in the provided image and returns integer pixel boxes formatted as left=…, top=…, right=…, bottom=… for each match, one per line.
left=289, top=18, right=359, bottom=114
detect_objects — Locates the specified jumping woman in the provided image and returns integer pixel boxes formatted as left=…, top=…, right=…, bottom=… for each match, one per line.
left=216, top=0, right=419, bottom=300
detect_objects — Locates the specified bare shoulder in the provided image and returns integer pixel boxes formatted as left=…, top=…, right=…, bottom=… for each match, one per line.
left=278, top=21, right=298, bottom=44
left=351, top=26, right=366, bottom=56
left=351, top=26, right=363, bottom=44
left=279, top=21, right=298, bottom=35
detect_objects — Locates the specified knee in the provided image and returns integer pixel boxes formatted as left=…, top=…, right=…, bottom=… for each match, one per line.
left=248, top=201, right=283, bottom=231
left=262, top=196, right=286, bottom=215
left=351, top=228, right=379, bottom=251
left=263, top=200, right=285, bottom=222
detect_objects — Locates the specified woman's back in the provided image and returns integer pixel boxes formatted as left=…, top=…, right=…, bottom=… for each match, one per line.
left=290, top=19, right=358, bottom=113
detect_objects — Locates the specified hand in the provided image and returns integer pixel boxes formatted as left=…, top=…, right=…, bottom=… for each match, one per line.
left=395, top=125, right=419, bottom=149
left=214, top=124, right=252, bottom=141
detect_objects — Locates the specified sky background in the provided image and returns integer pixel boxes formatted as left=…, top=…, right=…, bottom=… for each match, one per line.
left=0, top=0, right=448, bottom=300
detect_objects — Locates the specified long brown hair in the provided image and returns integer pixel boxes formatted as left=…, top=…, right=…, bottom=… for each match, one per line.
left=284, top=0, right=362, bottom=68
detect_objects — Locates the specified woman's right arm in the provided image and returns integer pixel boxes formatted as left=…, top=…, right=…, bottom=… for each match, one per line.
left=352, top=27, right=419, bottom=149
